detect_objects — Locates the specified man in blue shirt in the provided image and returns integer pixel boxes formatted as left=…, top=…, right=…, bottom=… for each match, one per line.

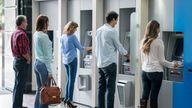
left=95, top=11, right=129, bottom=108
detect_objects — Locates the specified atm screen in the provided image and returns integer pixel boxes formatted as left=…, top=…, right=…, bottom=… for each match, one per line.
left=173, top=38, right=183, bottom=57
left=46, top=30, right=54, bottom=52
left=84, top=31, right=92, bottom=47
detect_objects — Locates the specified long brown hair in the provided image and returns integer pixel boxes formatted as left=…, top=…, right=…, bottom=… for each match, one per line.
left=141, top=20, right=160, bottom=55
left=36, top=15, right=49, bottom=32
left=63, top=21, right=78, bottom=35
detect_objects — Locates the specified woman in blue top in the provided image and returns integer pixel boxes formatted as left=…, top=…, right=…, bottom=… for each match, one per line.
left=60, top=21, right=91, bottom=108
left=33, top=15, right=53, bottom=108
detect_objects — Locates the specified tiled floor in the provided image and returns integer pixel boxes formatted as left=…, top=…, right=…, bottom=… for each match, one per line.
left=0, top=93, right=92, bottom=108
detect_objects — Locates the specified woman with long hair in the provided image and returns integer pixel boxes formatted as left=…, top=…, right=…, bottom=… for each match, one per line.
left=140, top=20, right=179, bottom=108
left=60, top=21, right=91, bottom=108
left=33, top=15, right=53, bottom=108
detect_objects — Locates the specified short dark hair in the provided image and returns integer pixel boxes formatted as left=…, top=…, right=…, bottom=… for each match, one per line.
left=36, top=15, right=49, bottom=31
left=16, top=15, right=26, bottom=26
left=106, top=11, right=118, bottom=23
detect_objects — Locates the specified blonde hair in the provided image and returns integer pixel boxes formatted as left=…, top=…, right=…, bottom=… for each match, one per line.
left=140, top=20, right=160, bottom=55
left=63, top=21, right=78, bottom=35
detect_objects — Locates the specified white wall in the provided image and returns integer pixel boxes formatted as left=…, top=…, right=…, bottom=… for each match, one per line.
left=148, top=0, right=174, bottom=31
left=81, top=0, right=92, bottom=10
left=39, top=1, right=58, bottom=30
left=120, top=0, right=136, bottom=8
left=32, top=0, right=40, bottom=91
left=3, top=0, right=17, bottom=90
left=67, top=0, right=81, bottom=38
left=67, top=0, right=96, bottom=106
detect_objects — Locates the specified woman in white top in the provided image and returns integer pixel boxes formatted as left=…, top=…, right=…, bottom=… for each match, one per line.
left=140, top=20, right=179, bottom=108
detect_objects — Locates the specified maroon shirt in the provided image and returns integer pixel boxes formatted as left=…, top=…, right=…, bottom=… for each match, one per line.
left=11, top=27, right=31, bottom=60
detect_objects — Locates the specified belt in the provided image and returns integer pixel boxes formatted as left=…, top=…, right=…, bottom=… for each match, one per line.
left=14, top=57, right=26, bottom=61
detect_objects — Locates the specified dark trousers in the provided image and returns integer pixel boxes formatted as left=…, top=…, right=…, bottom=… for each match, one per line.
left=64, top=58, right=77, bottom=102
left=141, top=71, right=163, bottom=104
left=98, top=63, right=117, bottom=108
left=13, top=59, right=29, bottom=108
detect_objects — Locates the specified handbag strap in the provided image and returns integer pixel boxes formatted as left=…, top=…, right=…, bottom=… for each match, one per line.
left=44, top=77, right=57, bottom=87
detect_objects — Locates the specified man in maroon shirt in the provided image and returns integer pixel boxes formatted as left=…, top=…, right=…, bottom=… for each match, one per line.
left=11, top=15, right=31, bottom=108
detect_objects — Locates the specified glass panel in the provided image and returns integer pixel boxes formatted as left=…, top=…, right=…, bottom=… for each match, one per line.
left=80, top=10, right=92, bottom=69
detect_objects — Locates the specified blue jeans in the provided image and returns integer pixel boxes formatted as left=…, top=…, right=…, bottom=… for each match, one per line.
left=98, top=63, right=117, bottom=108
left=34, top=59, right=49, bottom=108
left=64, top=58, right=77, bottom=102
left=13, top=58, right=29, bottom=108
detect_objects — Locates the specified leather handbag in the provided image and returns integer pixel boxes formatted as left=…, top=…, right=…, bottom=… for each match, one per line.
left=40, top=77, right=62, bottom=105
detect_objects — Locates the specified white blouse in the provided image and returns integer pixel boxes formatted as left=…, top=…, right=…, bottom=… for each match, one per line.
left=141, top=37, right=174, bottom=72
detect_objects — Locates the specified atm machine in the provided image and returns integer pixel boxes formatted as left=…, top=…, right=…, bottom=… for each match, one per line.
left=67, top=0, right=96, bottom=107
left=146, top=0, right=186, bottom=107
left=162, top=31, right=184, bottom=82
left=156, top=31, right=184, bottom=108
left=103, top=0, right=137, bottom=108
left=68, top=0, right=139, bottom=107
left=78, top=9, right=93, bottom=98
left=160, top=1, right=192, bottom=108
left=118, top=11, right=136, bottom=108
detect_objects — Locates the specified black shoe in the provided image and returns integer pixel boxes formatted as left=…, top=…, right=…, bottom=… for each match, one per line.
left=150, top=101, right=158, bottom=108
left=67, top=101, right=77, bottom=108
left=61, top=97, right=65, bottom=101
left=22, top=106, right=28, bottom=108
left=61, top=98, right=67, bottom=106
left=140, top=99, right=147, bottom=108
left=63, top=100, right=67, bottom=105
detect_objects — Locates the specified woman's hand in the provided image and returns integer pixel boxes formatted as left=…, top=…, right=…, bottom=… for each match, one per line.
left=48, top=73, right=53, bottom=78
left=173, top=61, right=180, bottom=68
left=85, top=47, right=92, bottom=52
left=124, top=53, right=129, bottom=59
